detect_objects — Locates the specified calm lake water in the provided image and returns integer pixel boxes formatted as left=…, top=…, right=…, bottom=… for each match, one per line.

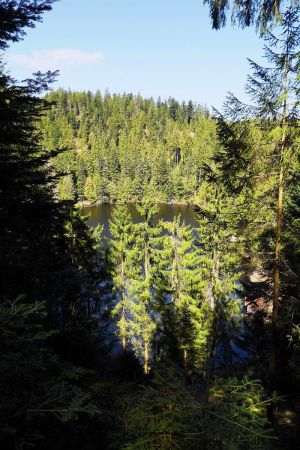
left=82, top=203, right=198, bottom=236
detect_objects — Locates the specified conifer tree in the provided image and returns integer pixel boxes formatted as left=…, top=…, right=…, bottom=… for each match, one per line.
left=84, top=175, right=97, bottom=203
left=122, top=363, right=203, bottom=449
left=132, top=196, right=161, bottom=373
left=195, top=178, right=243, bottom=384
left=109, top=205, right=141, bottom=350
left=57, top=174, right=75, bottom=201
left=42, top=90, right=216, bottom=204
left=155, top=215, right=210, bottom=368
left=0, top=1, right=56, bottom=49
left=0, top=2, right=108, bottom=448
left=217, top=6, right=300, bottom=385
left=203, top=0, right=292, bottom=32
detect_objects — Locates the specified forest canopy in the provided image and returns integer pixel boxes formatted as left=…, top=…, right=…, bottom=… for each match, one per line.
left=41, top=90, right=216, bottom=204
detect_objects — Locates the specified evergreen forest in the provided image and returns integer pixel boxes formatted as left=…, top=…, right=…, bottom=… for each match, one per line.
left=41, top=90, right=215, bottom=204
left=1, top=1, right=300, bottom=449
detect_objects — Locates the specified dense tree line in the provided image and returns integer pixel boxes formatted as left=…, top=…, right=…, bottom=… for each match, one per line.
left=40, top=90, right=217, bottom=204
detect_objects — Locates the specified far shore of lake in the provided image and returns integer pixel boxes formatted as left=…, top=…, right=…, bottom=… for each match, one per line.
left=76, top=199, right=194, bottom=209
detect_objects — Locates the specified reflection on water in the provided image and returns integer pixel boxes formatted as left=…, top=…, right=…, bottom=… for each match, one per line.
left=82, top=203, right=199, bottom=237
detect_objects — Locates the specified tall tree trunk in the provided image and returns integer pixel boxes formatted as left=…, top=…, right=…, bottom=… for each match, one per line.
left=144, top=340, right=149, bottom=375
left=269, top=137, right=285, bottom=407
left=271, top=36, right=288, bottom=350
left=143, top=237, right=151, bottom=374
left=121, top=328, right=126, bottom=351
left=121, top=257, right=127, bottom=351
left=272, top=40, right=288, bottom=326
left=269, top=34, right=289, bottom=419
left=272, top=164, right=284, bottom=326
left=144, top=240, right=149, bottom=280
left=183, top=347, right=187, bottom=369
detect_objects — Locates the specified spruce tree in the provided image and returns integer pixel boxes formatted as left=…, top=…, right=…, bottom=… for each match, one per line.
left=0, top=1, right=56, bottom=49
left=0, top=2, right=108, bottom=448
left=109, top=205, right=141, bottom=350
left=42, top=89, right=215, bottom=205
left=203, top=0, right=292, bottom=32
left=217, top=6, right=300, bottom=386
left=57, top=174, right=75, bottom=201
left=154, top=215, right=210, bottom=368
left=132, top=196, right=161, bottom=373
left=84, top=175, right=97, bottom=203
left=195, top=178, right=243, bottom=384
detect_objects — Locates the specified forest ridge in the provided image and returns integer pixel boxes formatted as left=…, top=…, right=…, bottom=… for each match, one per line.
left=42, top=91, right=216, bottom=204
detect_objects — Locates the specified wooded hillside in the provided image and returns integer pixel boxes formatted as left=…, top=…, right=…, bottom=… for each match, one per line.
left=41, top=90, right=216, bottom=203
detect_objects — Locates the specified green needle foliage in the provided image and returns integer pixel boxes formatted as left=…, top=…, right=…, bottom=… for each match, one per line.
left=40, top=90, right=217, bottom=205
left=0, top=3, right=111, bottom=448
left=109, top=205, right=142, bottom=351
left=205, top=376, right=275, bottom=449
left=0, top=1, right=56, bottom=49
left=214, top=5, right=300, bottom=389
left=154, top=215, right=210, bottom=368
left=122, top=363, right=203, bottom=450
left=0, top=298, right=100, bottom=449
left=109, top=200, right=161, bottom=373
left=203, top=0, right=296, bottom=33
left=121, top=364, right=274, bottom=450
left=195, top=178, right=243, bottom=370
left=131, top=197, right=161, bottom=374
left=2, top=1, right=300, bottom=448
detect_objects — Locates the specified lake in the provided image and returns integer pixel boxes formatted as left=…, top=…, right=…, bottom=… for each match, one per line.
left=82, top=203, right=199, bottom=236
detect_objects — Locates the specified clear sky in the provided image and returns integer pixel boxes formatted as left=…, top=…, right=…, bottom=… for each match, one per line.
left=5, top=0, right=266, bottom=109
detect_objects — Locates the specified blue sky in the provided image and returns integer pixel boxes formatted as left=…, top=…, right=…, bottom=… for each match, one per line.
left=5, top=0, right=265, bottom=109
